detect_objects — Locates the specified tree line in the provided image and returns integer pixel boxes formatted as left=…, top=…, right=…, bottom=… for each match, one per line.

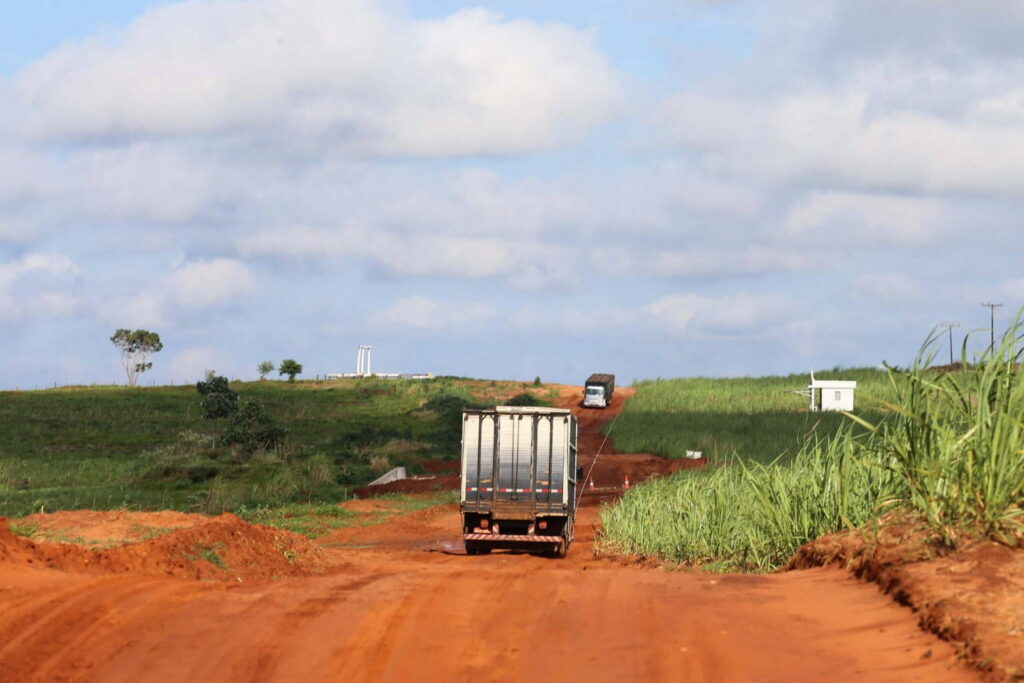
left=110, top=328, right=303, bottom=385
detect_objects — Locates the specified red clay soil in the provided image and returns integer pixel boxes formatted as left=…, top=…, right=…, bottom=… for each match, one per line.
left=791, top=521, right=1024, bottom=681
left=15, top=509, right=206, bottom=547
left=0, top=513, right=324, bottom=581
left=0, top=501, right=975, bottom=682
left=0, top=385, right=988, bottom=681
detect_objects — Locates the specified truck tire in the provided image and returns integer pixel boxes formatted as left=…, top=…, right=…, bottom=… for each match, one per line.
left=465, top=541, right=491, bottom=556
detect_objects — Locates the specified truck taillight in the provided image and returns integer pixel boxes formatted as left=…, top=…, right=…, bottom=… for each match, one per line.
left=538, top=520, right=547, bottom=530
left=480, top=519, right=489, bottom=528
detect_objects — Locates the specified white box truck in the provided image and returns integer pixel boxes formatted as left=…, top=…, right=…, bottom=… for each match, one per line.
left=460, top=407, right=578, bottom=557
left=582, top=373, right=615, bottom=409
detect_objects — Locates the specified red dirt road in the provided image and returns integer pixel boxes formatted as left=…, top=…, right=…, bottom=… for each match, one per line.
left=0, top=386, right=977, bottom=682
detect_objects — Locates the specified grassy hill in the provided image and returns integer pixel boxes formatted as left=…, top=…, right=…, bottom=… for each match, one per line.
left=0, top=377, right=553, bottom=517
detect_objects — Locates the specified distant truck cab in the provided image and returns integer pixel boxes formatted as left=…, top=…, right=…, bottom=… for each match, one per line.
left=582, top=373, right=615, bottom=409
left=460, top=407, right=578, bottom=557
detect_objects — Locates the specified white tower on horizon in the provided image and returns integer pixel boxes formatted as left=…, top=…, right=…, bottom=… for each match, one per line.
left=356, top=345, right=373, bottom=376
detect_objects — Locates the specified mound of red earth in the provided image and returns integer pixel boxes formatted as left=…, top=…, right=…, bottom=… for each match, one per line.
left=0, top=513, right=325, bottom=581
left=790, top=520, right=1024, bottom=681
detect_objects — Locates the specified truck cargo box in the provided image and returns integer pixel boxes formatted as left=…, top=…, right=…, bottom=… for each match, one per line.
left=460, top=407, right=578, bottom=557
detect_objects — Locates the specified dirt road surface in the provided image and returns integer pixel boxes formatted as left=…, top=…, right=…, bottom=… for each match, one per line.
left=0, top=386, right=975, bottom=682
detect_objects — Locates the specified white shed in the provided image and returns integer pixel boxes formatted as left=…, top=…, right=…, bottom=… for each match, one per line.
left=808, top=373, right=856, bottom=412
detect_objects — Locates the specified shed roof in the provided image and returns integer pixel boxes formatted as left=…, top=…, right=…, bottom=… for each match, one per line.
left=809, top=379, right=857, bottom=389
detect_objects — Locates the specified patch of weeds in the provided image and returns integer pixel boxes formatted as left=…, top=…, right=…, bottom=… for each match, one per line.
left=377, top=491, right=459, bottom=511
left=185, top=542, right=228, bottom=569
left=127, top=523, right=176, bottom=542
left=8, top=521, right=39, bottom=537
left=237, top=503, right=356, bottom=538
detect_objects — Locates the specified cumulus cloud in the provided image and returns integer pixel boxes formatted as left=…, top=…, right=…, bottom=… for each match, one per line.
left=0, top=253, right=82, bottom=319
left=97, top=258, right=256, bottom=329
left=11, top=0, right=621, bottom=156
left=784, top=191, right=943, bottom=247
left=644, top=292, right=797, bottom=336
left=370, top=295, right=496, bottom=331
left=853, top=272, right=923, bottom=306
left=167, top=258, right=255, bottom=309
left=658, top=87, right=1024, bottom=195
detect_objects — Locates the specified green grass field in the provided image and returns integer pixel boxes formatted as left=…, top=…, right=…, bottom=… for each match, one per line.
left=0, top=377, right=551, bottom=517
left=609, top=368, right=893, bottom=463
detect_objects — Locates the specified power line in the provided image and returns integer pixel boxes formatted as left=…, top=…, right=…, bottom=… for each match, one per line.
left=980, top=302, right=1004, bottom=356
left=938, top=321, right=960, bottom=366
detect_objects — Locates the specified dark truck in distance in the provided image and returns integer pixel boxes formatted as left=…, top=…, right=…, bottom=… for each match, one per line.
left=582, top=373, right=615, bottom=409
left=460, top=407, right=579, bottom=557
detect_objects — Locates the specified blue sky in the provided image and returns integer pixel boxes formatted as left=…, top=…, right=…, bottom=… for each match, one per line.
left=2, top=0, right=1023, bottom=388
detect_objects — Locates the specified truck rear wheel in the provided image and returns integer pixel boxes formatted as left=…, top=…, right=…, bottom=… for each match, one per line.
left=547, top=538, right=568, bottom=558
left=465, top=542, right=492, bottom=556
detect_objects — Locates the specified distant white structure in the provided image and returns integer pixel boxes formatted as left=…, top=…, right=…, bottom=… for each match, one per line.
left=356, top=345, right=372, bottom=376
left=807, top=372, right=857, bottom=412
left=324, top=345, right=434, bottom=381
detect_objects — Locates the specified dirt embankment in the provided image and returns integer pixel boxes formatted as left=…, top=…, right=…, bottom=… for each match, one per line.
left=1, top=513, right=324, bottom=581
left=791, top=522, right=1024, bottom=681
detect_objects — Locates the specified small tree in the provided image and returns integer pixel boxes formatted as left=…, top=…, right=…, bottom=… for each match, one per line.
left=257, top=361, right=274, bottom=380
left=110, top=329, right=163, bottom=386
left=279, top=359, right=302, bottom=382
left=196, top=374, right=238, bottom=420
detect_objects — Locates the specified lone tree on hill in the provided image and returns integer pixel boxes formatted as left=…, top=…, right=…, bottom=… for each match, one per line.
left=279, top=359, right=302, bottom=382
left=257, top=360, right=274, bottom=380
left=110, top=329, right=163, bottom=386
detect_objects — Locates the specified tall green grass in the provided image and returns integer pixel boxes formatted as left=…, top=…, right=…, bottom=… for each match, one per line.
left=601, top=430, right=899, bottom=571
left=610, top=369, right=891, bottom=463
left=851, top=325, right=1024, bottom=546
left=602, top=320, right=1024, bottom=570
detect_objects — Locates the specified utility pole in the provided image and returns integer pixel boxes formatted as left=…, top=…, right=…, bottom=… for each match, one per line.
left=980, top=303, right=1004, bottom=356
left=939, top=322, right=960, bottom=366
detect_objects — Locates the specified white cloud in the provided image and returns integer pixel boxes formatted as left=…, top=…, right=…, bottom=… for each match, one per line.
left=103, top=291, right=169, bottom=329
left=370, top=295, right=496, bottom=331
left=644, top=292, right=797, bottom=336
left=167, top=258, right=255, bottom=309
left=784, top=191, right=943, bottom=247
left=853, top=272, right=923, bottom=306
left=657, top=80, right=1024, bottom=195
left=0, top=253, right=82, bottom=319
left=12, top=0, right=621, bottom=157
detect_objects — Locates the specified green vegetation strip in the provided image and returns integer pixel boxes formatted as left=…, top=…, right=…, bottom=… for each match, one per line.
left=0, top=377, right=547, bottom=517
left=610, top=368, right=892, bottom=463
left=603, top=325, right=1024, bottom=571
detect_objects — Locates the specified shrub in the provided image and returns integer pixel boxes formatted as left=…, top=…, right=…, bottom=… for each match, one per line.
left=196, top=375, right=238, bottom=420
left=224, top=402, right=286, bottom=456
left=507, top=392, right=544, bottom=406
